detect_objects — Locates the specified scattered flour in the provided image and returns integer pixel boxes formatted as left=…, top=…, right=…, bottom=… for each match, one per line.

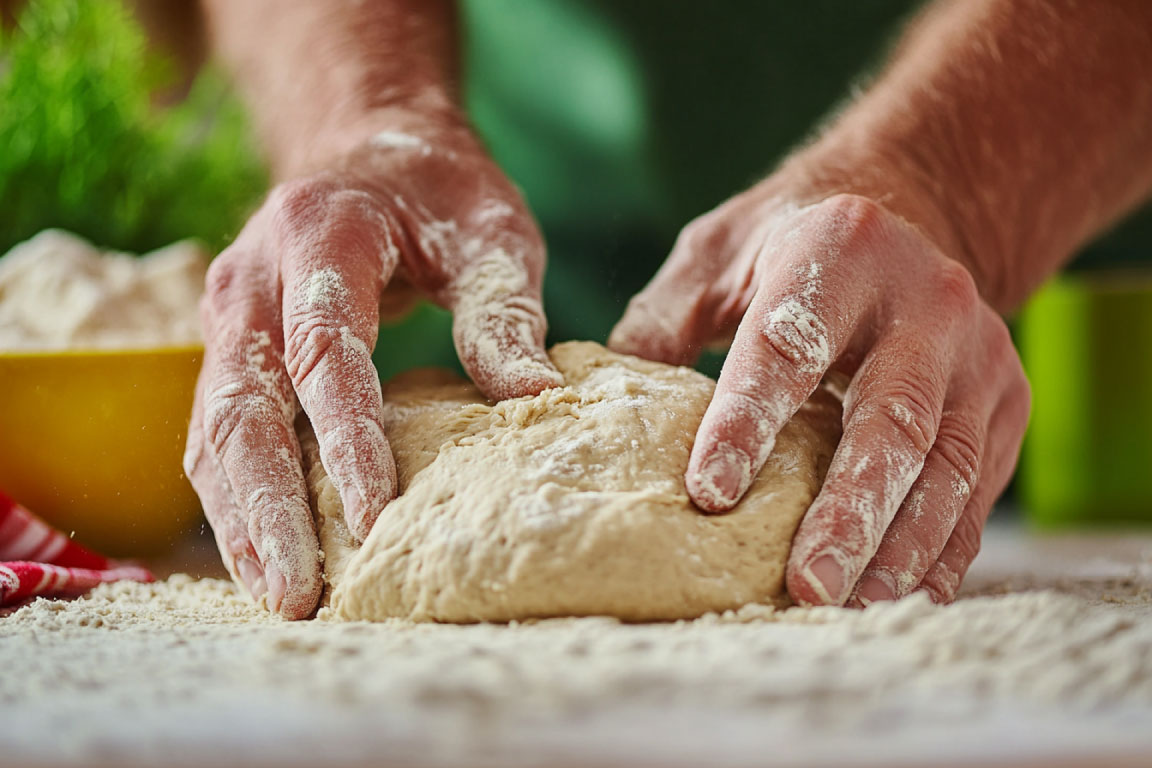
left=0, top=230, right=208, bottom=350
left=1, top=535, right=1150, bottom=767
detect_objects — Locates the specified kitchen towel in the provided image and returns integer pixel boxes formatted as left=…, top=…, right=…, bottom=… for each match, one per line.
left=0, top=490, right=152, bottom=609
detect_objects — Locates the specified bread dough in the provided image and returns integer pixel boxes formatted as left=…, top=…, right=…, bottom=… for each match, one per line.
left=300, top=342, right=842, bottom=623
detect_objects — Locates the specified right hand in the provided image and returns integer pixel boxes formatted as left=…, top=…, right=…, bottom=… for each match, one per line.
left=183, top=117, right=562, bottom=619
left=611, top=189, right=1031, bottom=608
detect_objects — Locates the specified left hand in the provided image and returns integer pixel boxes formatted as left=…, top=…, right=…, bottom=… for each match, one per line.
left=183, top=116, right=561, bottom=618
left=610, top=187, right=1030, bottom=608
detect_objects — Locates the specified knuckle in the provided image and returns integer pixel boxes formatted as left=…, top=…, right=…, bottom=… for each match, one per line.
left=203, top=389, right=285, bottom=459
left=758, top=299, right=832, bottom=374
left=933, top=410, right=985, bottom=494
left=501, top=293, right=547, bottom=329
left=283, top=317, right=342, bottom=386
left=806, top=193, right=890, bottom=250
left=200, top=252, right=279, bottom=336
left=803, top=486, right=887, bottom=554
left=244, top=486, right=294, bottom=527
left=949, top=511, right=984, bottom=564
left=861, top=384, right=939, bottom=457
left=932, top=259, right=981, bottom=315
left=203, top=255, right=243, bottom=310
left=269, top=179, right=388, bottom=253
left=267, top=177, right=339, bottom=223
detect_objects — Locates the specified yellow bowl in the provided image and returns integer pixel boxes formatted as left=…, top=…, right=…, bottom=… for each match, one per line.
left=0, top=346, right=204, bottom=557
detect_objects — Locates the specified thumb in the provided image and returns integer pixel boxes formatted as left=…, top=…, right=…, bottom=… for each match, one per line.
left=608, top=222, right=732, bottom=366
left=608, top=285, right=707, bottom=367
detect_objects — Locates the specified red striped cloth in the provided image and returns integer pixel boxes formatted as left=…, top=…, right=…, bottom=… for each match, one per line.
left=0, top=491, right=153, bottom=608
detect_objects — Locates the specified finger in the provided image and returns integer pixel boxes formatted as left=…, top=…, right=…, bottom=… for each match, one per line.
left=847, top=404, right=986, bottom=606
left=448, top=244, right=564, bottom=401
left=849, top=317, right=1019, bottom=606
left=686, top=240, right=870, bottom=512
left=786, top=336, right=950, bottom=606
left=183, top=385, right=265, bottom=598
left=276, top=182, right=400, bottom=541
left=201, top=249, right=322, bottom=620
left=918, top=381, right=1030, bottom=604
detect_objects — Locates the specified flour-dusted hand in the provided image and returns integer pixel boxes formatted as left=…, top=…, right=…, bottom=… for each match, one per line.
left=184, top=121, right=560, bottom=619
left=185, top=0, right=565, bottom=618
left=611, top=192, right=1030, bottom=608
left=613, top=0, right=1152, bottom=608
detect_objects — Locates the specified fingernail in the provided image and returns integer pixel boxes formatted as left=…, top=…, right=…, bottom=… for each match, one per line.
left=855, top=573, right=896, bottom=606
left=334, top=460, right=395, bottom=543
left=336, top=482, right=366, bottom=535
left=343, top=491, right=381, bottom=543
left=690, top=448, right=747, bottom=510
left=264, top=559, right=286, bottom=614
left=802, top=551, right=846, bottom=604
left=235, top=556, right=267, bottom=600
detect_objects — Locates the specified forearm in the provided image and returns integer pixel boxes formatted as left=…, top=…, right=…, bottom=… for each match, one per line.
left=779, top=0, right=1152, bottom=313
left=201, top=0, right=463, bottom=179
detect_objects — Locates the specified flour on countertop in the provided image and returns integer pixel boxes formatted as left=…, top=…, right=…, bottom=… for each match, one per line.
left=2, top=541, right=1151, bottom=767
left=0, top=230, right=208, bottom=351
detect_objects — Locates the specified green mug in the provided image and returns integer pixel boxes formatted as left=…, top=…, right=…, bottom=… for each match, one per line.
left=1018, top=272, right=1152, bottom=528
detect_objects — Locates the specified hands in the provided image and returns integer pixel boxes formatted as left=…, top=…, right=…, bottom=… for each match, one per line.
left=611, top=187, right=1030, bottom=608
left=607, top=0, right=1152, bottom=610
left=183, top=118, right=561, bottom=618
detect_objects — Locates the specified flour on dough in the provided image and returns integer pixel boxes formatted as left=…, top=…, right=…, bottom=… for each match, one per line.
left=299, top=342, right=842, bottom=622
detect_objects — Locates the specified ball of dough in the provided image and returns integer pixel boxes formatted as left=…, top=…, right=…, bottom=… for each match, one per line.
left=300, top=342, right=842, bottom=623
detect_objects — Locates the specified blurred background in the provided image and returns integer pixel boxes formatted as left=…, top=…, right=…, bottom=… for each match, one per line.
left=1, top=0, right=1150, bottom=554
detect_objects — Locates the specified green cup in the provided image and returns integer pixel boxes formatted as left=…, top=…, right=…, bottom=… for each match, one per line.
left=1018, top=272, right=1152, bottom=527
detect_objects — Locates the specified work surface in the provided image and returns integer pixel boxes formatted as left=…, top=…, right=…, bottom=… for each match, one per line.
left=2, top=523, right=1151, bottom=768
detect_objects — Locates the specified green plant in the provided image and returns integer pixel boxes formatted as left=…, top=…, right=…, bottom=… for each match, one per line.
left=0, top=0, right=267, bottom=254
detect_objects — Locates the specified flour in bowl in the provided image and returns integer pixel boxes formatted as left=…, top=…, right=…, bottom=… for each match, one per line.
left=0, top=229, right=207, bottom=351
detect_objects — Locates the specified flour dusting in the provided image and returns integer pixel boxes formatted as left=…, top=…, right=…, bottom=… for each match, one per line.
left=370, top=130, right=432, bottom=155
left=301, top=267, right=348, bottom=309
left=2, top=534, right=1151, bottom=767
left=450, top=247, right=562, bottom=398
